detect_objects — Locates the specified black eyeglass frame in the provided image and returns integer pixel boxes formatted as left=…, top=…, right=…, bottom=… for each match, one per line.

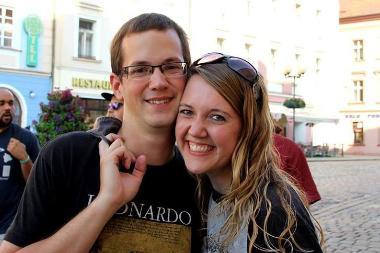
left=191, top=52, right=259, bottom=86
left=120, top=62, right=188, bottom=79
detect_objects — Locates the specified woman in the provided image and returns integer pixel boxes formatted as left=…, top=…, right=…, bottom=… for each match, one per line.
left=175, top=52, right=324, bottom=252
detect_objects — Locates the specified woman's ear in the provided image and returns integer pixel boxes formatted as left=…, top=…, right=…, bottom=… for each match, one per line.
left=110, top=73, right=123, bottom=100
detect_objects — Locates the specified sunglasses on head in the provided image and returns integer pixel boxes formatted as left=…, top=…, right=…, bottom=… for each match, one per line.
left=191, top=52, right=259, bottom=86
left=108, top=102, right=123, bottom=111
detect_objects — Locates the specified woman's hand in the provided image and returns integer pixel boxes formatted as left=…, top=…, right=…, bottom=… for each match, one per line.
left=97, top=133, right=147, bottom=211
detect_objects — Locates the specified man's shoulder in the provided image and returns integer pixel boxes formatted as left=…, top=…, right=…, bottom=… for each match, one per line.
left=274, top=134, right=295, bottom=147
left=273, top=134, right=303, bottom=154
left=10, top=123, right=33, bottom=136
left=8, top=123, right=38, bottom=143
left=42, top=131, right=99, bottom=155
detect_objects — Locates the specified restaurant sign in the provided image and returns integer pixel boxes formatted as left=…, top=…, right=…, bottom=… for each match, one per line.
left=72, top=78, right=112, bottom=90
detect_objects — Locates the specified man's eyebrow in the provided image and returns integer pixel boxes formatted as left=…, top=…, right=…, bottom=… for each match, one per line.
left=128, top=57, right=184, bottom=66
left=163, top=57, right=183, bottom=63
left=127, top=61, right=150, bottom=66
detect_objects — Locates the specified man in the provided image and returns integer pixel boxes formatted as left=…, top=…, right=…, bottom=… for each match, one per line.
left=0, top=88, right=40, bottom=240
left=91, top=93, right=124, bottom=131
left=0, top=13, right=200, bottom=252
left=274, top=133, right=321, bottom=204
left=101, top=92, right=124, bottom=120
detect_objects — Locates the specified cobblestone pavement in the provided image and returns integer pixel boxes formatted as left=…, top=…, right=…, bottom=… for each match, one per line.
left=309, top=160, right=380, bottom=253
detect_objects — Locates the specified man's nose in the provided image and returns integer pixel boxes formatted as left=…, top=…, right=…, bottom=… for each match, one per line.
left=149, top=67, right=168, bottom=89
left=4, top=102, right=12, bottom=110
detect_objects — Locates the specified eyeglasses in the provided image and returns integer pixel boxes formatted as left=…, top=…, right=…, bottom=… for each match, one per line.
left=191, top=52, right=259, bottom=86
left=121, top=62, right=187, bottom=80
left=107, top=102, right=123, bottom=111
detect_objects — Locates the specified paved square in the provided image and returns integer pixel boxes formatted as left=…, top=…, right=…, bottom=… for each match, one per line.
left=309, top=160, right=380, bottom=253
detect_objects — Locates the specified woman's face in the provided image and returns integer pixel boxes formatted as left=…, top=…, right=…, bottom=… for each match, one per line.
left=175, top=74, right=242, bottom=178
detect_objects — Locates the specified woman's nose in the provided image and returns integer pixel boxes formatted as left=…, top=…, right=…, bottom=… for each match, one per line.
left=188, top=118, right=207, bottom=138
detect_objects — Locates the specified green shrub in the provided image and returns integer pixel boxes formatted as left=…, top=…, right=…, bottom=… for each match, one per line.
left=283, top=98, right=306, bottom=109
left=33, top=89, right=89, bottom=145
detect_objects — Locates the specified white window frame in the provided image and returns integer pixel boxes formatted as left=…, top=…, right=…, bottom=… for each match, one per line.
left=74, top=16, right=101, bottom=60
left=315, top=57, right=321, bottom=74
left=247, top=0, right=253, bottom=17
left=295, top=2, right=302, bottom=16
left=0, top=6, right=13, bottom=48
left=353, top=80, right=364, bottom=103
left=353, top=40, right=364, bottom=62
left=78, top=19, right=95, bottom=59
left=271, top=48, right=278, bottom=70
left=245, top=43, right=253, bottom=63
left=216, top=38, right=225, bottom=52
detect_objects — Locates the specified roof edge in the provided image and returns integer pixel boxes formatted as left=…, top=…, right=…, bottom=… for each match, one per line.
left=340, top=13, right=380, bottom=24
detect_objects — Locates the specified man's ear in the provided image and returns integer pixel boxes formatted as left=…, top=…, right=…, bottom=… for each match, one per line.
left=110, top=73, right=123, bottom=100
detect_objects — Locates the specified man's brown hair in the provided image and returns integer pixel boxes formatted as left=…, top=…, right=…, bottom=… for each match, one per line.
left=110, top=13, right=191, bottom=75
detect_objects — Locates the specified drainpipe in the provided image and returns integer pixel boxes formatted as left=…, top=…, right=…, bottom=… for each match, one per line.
left=51, top=0, right=56, bottom=91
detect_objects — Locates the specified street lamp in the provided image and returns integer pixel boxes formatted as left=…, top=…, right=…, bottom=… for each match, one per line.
left=283, top=66, right=305, bottom=141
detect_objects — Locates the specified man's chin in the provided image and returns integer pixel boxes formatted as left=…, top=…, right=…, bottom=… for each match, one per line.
left=0, top=119, right=12, bottom=128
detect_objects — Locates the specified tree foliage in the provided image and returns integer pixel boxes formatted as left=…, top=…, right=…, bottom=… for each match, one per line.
left=33, top=89, right=89, bottom=145
left=283, top=98, right=306, bottom=109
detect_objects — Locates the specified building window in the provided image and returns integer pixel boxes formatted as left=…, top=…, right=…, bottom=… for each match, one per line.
left=353, top=80, right=364, bottom=103
left=353, top=40, right=364, bottom=62
left=376, top=37, right=380, bottom=60
left=295, top=53, right=300, bottom=61
left=247, top=0, right=253, bottom=16
left=216, top=38, right=225, bottom=51
left=245, top=43, right=252, bottom=63
left=295, top=53, right=302, bottom=68
left=295, top=2, right=302, bottom=16
left=315, top=57, right=320, bottom=74
left=353, top=121, right=364, bottom=145
left=0, top=6, right=13, bottom=47
left=271, top=48, right=278, bottom=72
left=78, top=19, right=95, bottom=59
left=272, top=0, right=279, bottom=13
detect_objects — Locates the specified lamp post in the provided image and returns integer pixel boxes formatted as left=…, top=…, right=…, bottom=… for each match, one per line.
left=283, top=67, right=305, bottom=141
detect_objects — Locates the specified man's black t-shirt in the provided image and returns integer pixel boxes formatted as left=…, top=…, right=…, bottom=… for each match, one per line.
left=5, top=131, right=201, bottom=252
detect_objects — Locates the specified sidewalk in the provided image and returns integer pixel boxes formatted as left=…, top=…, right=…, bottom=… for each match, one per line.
left=307, top=154, right=380, bottom=162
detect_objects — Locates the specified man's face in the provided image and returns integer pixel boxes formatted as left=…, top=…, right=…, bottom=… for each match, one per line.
left=106, top=96, right=124, bottom=121
left=0, top=89, right=15, bottom=129
left=114, top=29, right=186, bottom=130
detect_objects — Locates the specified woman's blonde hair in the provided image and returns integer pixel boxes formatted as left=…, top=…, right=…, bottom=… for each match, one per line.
left=190, top=63, right=324, bottom=252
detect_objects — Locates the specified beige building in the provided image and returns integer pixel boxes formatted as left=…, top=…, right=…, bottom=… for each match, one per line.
left=338, top=0, right=380, bottom=155
left=51, top=0, right=341, bottom=144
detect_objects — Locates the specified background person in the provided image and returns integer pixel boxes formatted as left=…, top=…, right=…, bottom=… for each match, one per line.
left=0, top=88, right=40, bottom=241
left=274, top=133, right=321, bottom=204
left=101, top=92, right=124, bottom=120
left=175, top=53, right=323, bottom=252
left=91, top=92, right=124, bottom=132
left=0, top=13, right=200, bottom=253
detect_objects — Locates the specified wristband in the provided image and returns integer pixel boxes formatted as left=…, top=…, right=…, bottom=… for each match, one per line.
left=20, top=155, right=30, bottom=164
